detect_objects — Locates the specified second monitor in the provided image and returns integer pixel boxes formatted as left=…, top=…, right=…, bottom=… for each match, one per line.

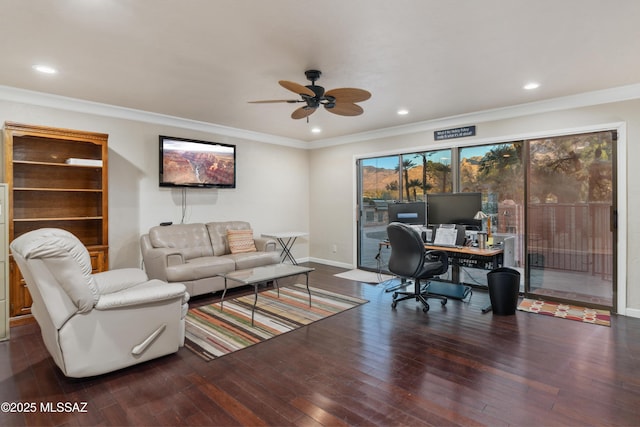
left=387, top=201, right=426, bottom=225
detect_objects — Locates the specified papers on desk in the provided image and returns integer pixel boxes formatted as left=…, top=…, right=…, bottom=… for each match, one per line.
left=433, top=227, right=458, bottom=247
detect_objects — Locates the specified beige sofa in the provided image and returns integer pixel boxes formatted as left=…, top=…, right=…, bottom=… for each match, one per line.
left=140, top=221, right=280, bottom=296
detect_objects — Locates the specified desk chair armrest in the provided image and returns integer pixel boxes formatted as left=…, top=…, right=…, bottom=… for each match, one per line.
left=426, top=250, right=449, bottom=270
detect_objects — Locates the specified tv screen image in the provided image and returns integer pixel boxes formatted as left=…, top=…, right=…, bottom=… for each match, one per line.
left=159, top=136, right=236, bottom=188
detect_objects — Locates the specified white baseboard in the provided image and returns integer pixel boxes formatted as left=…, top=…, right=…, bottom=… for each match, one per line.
left=307, top=257, right=353, bottom=270
left=279, top=256, right=353, bottom=269
left=622, top=307, right=640, bottom=319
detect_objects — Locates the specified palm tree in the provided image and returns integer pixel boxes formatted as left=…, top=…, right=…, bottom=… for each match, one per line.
left=430, top=161, right=451, bottom=192
left=414, top=152, right=429, bottom=196
left=477, top=144, right=523, bottom=202
left=407, top=179, right=423, bottom=201
left=395, top=159, right=415, bottom=201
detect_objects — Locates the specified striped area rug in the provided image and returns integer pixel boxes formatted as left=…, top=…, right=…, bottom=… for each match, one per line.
left=185, top=284, right=368, bottom=361
left=517, top=298, right=611, bottom=327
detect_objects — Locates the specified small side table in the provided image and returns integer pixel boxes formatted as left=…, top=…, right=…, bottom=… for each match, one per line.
left=261, top=231, right=307, bottom=264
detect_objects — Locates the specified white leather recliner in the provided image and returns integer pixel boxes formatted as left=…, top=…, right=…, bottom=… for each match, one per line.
left=10, top=228, right=189, bottom=378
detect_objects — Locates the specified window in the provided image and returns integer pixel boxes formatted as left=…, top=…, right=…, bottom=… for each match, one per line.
left=401, top=150, right=452, bottom=201
left=459, top=143, right=524, bottom=235
left=357, top=133, right=615, bottom=311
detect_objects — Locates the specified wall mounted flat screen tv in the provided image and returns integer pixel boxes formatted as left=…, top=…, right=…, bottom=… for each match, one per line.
left=159, top=135, right=236, bottom=188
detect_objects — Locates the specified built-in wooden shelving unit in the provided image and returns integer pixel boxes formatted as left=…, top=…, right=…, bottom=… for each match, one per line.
left=2, top=122, right=109, bottom=321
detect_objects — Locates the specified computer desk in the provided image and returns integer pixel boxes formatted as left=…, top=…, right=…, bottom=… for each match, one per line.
left=424, top=245, right=503, bottom=284
left=379, top=241, right=504, bottom=300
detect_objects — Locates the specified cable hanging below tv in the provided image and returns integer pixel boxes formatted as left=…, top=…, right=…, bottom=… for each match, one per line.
left=159, top=135, right=236, bottom=188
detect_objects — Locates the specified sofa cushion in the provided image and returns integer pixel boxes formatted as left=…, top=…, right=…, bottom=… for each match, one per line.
left=166, top=256, right=235, bottom=282
left=149, top=224, right=213, bottom=260
left=206, top=221, right=252, bottom=256
left=227, top=229, right=257, bottom=254
left=226, top=251, right=281, bottom=270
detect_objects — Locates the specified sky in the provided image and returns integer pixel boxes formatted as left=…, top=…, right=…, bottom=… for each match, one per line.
left=363, top=145, right=493, bottom=170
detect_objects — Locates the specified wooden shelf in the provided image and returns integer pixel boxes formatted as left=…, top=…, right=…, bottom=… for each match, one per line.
left=14, top=188, right=103, bottom=192
left=3, top=122, right=109, bottom=319
left=14, top=217, right=103, bottom=222
left=13, top=160, right=102, bottom=168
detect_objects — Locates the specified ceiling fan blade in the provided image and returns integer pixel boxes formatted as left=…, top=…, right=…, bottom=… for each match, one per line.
left=325, top=88, right=371, bottom=103
left=248, top=99, right=301, bottom=103
left=326, top=103, right=364, bottom=116
left=279, top=80, right=315, bottom=97
left=291, top=106, right=316, bottom=119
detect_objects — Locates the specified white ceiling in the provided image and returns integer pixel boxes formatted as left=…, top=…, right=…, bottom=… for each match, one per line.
left=1, top=0, right=640, bottom=143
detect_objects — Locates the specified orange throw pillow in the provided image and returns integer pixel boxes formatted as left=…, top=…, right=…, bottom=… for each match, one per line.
left=227, top=229, right=257, bottom=254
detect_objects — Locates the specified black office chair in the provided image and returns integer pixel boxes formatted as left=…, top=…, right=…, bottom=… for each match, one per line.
left=387, top=222, right=449, bottom=312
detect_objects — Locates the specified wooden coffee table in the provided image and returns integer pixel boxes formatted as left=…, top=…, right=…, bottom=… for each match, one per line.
left=219, top=264, right=315, bottom=325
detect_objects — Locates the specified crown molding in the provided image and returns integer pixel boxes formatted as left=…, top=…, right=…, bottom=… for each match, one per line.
left=2, top=83, right=640, bottom=151
left=308, top=82, right=640, bottom=149
left=0, top=85, right=307, bottom=149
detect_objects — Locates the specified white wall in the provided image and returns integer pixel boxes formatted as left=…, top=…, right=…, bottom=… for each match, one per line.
left=309, top=98, right=640, bottom=315
left=0, top=99, right=310, bottom=269
left=2, top=91, right=639, bottom=316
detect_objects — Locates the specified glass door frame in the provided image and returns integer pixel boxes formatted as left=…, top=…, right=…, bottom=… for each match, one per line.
left=523, top=130, right=619, bottom=312
left=356, top=156, right=401, bottom=272
left=354, top=122, right=626, bottom=313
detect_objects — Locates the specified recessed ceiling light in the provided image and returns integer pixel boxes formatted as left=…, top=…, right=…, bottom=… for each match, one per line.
left=32, top=64, right=57, bottom=74
left=523, top=82, right=540, bottom=90
left=397, top=109, right=409, bottom=115
left=311, top=127, right=322, bottom=134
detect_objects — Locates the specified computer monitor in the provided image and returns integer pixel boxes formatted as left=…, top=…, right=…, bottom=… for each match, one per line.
left=426, top=192, right=482, bottom=229
left=388, top=201, right=426, bottom=225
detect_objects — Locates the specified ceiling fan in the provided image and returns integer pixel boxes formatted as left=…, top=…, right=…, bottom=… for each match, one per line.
left=249, top=70, right=371, bottom=120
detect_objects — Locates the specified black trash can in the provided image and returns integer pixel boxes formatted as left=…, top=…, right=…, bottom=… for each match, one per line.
left=487, top=267, right=520, bottom=315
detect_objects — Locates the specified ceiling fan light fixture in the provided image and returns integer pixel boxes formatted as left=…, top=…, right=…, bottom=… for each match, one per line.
left=307, top=84, right=325, bottom=98
left=251, top=70, right=371, bottom=120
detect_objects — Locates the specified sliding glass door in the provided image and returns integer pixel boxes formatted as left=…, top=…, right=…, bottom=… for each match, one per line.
left=526, top=131, right=615, bottom=309
left=357, top=156, right=400, bottom=270
left=357, top=150, right=452, bottom=270
left=355, top=130, right=616, bottom=310
left=459, top=143, right=525, bottom=287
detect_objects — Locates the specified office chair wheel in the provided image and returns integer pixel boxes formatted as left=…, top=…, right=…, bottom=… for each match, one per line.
left=441, top=299, right=447, bottom=306
left=392, top=292, right=399, bottom=299
left=391, top=301, right=398, bottom=309
left=423, top=304, right=430, bottom=313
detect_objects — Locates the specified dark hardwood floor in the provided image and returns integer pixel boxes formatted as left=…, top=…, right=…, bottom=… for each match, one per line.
left=1, top=262, right=639, bottom=426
